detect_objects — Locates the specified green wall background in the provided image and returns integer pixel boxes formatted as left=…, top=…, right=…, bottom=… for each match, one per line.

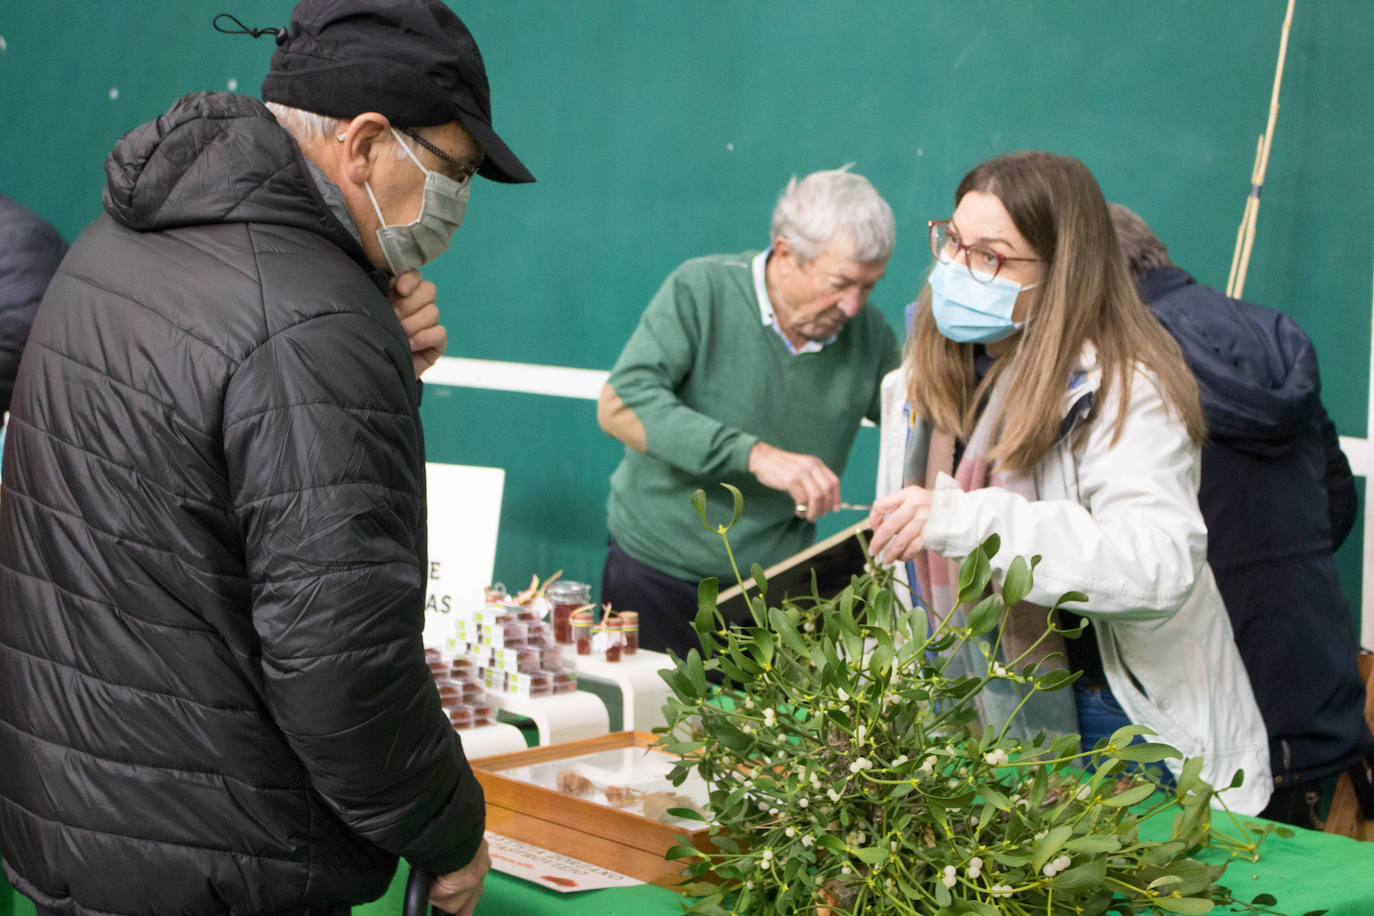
left=2, top=1, right=1371, bottom=620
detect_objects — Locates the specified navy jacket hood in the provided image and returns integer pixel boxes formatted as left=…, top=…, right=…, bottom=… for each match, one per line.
left=1139, top=267, right=1320, bottom=457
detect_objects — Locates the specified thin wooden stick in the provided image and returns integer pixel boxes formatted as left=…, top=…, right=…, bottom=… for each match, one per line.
left=1227, top=0, right=1295, bottom=299
left=1227, top=137, right=1264, bottom=297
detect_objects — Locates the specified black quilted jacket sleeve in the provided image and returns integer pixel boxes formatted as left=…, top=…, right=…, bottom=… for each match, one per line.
left=224, top=305, right=484, bottom=875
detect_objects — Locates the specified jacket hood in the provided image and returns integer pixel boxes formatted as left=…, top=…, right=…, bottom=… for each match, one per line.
left=102, top=91, right=372, bottom=273
left=1139, top=267, right=1320, bottom=457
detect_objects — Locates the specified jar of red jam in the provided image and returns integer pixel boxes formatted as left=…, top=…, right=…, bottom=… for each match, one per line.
left=434, top=678, right=462, bottom=710
left=518, top=620, right=545, bottom=648
left=603, top=614, right=623, bottom=663
left=571, top=608, right=595, bottom=656
left=426, top=650, right=450, bottom=678
left=619, top=611, right=639, bottom=655
left=497, top=619, right=527, bottom=648
left=546, top=580, right=592, bottom=645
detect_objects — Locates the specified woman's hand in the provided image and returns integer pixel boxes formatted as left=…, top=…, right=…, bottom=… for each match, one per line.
left=866, top=486, right=934, bottom=562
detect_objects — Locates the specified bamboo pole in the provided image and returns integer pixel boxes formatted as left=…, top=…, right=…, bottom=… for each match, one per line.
left=1227, top=137, right=1264, bottom=297
left=1226, top=0, right=1296, bottom=299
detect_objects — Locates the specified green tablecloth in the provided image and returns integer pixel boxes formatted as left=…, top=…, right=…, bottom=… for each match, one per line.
left=361, top=868, right=681, bottom=915
left=6, top=823, right=1374, bottom=914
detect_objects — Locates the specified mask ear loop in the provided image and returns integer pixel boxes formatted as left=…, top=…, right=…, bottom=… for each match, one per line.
left=363, top=182, right=388, bottom=227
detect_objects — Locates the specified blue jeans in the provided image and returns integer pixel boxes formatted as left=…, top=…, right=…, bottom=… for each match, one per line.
left=1075, top=684, right=1176, bottom=788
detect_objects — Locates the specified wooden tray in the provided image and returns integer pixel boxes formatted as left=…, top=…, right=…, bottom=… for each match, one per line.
left=471, top=730, right=713, bottom=888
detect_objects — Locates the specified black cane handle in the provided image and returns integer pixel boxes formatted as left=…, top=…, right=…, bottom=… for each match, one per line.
left=403, top=866, right=436, bottom=916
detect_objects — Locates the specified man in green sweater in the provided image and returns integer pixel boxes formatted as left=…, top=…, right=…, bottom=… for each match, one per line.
left=597, top=166, right=901, bottom=659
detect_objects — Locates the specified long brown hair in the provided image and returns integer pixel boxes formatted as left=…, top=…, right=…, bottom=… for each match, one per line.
left=907, top=151, right=1203, bottom=472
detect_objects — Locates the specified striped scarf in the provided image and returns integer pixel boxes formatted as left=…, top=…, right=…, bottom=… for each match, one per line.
left=904, top=376, right=1079, bottom=741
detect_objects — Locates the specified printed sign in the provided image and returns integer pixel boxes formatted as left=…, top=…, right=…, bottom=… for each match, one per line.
left=485, top=832, right=644, bottom=892
left=423, top=463, right=504, bottom=646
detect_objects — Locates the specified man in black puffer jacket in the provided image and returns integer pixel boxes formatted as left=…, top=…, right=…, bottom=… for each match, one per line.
left=1111, top=204, right=1372, bottom=829
left=0, top=2, right=533, bottom=913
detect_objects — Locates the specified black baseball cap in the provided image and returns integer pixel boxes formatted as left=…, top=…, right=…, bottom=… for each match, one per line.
left=259, top=0, right=534, bottom=183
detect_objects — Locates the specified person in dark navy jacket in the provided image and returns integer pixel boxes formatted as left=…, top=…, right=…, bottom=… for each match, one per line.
left=1111, top=203, right=1372, bottom=828
left=0, top=193, right=67, bottom=417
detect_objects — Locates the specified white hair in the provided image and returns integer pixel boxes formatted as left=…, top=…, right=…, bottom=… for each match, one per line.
left=770, top=164, right=896, bottom=264
left=263, top=102, right=340, bottom=141
left=263, top=102, right=414, bottom=162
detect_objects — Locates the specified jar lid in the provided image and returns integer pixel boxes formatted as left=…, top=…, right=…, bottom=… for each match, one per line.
left=546, top=580, right=592, bottom=599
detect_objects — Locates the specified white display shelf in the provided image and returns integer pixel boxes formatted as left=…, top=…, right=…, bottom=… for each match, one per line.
left=453, top=721, right=530, bottom=758
left=559, top=646, right=673, bottom=734
left=486, top=689, right=610, bottom=746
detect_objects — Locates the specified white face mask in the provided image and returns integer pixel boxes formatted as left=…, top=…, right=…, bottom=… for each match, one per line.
left=365, top=128, right=470, bottom=275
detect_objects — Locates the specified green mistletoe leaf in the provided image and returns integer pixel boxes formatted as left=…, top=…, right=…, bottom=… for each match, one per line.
left=816, top=833, right=847, bottom=854
left=966, top=594, right=1003, bottom=636
left=1113, top=742, right=1181, bottom=764
left=1052, top=857, right=1107, bottom=892
left=957, top=545, right=992, bottom=604
left=1053, top=589, right=1090, bottom=608
left=1002, top=554, right=1033, bottom=606
left=1101, top=783, right=1156, bottom=807
left=768, top=607, right=809, bottom=656
left=708, top=717, right=752, bottom=754
left=667, top=807, right=706, bottom=821
left=750, top=562, right=768, bottom=600
left=1149, top=897, right=1215, bottom=914
left=722, top=482, right=744, bottom=528
left=665, top=844, right=704, bottom=860
left=1065, top=834, right=1122, bottom=854
left=690, top=488, right=709, bottom=530
left=850, top=846, right=888, bottom=865
left=1032, top=825, right=1074, bottom=873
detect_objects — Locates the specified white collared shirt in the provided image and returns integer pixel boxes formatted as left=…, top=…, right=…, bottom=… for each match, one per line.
left=752, top=249, right=834, bottom=355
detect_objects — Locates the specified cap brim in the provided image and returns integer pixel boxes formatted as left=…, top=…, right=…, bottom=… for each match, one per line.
left=456, top=110, right=535, bottom=184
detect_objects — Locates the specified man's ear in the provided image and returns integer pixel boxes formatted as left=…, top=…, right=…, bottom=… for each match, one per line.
left=772, top=236, right=798, bottom=276
left=335, top=112, right=392, bottom=187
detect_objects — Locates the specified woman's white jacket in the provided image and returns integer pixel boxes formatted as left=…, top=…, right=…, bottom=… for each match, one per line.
left=876, top=351, right=1272, bottom=815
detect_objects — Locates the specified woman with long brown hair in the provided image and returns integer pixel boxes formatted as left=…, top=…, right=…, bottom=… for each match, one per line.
left=869, top=151, right=1272, bottom=814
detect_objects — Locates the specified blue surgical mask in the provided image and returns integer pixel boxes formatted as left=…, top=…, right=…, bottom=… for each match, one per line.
left=928, top=260, right=1037, bottom=344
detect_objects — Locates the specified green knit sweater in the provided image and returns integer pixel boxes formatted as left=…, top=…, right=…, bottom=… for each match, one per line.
left=605, top=251, right=900, bottom=582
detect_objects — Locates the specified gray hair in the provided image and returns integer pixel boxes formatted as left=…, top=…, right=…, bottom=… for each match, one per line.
left=263, top=102, right=416, bottom=164
left=1108, top=203, right=1174, bottom=280
left=771, top=164, right=895, bottom=264
left=263, top=102, right=340, bottom=141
